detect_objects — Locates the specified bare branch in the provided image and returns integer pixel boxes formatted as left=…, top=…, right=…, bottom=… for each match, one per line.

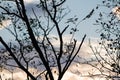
left=0, top=37, right=36, bottom=80
left=56, top=0, right=66, bottom=7
left=63, top=34, right=86, bottom=73
left=61, top=25, right=69, bottom=35
left=0, top=6, right=23, bottom=19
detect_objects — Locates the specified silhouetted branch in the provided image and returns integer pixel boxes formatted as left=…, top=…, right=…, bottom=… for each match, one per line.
left=0, top=37, right=36, bottom=80
left=0, top=6, right=23, bottom=19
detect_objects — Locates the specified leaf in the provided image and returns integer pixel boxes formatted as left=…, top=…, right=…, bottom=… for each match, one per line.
left=99, top=12, right=102, bottom=17
left=96, top=6, right=99, bottom=9
left=81, top=9, right=94, bottom=21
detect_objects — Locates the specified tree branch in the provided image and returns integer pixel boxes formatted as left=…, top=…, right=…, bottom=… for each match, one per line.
left=0, top=37, right=36, bottom=80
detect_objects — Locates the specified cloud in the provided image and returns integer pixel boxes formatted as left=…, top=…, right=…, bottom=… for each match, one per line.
left=23, top=0, right=44, bottom=17
left=0, top=37, right=109, bottom=80
left=112, top=6, right=120, bottom=19
left=49, top=35, right=73, bottom=47
left=24, top=0, right=34, bottom=3
left=0, top=20, right=11, bottom=30
left=24, top=0, right=40, bottom=4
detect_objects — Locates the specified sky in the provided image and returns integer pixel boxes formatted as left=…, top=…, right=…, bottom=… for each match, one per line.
left=0, top=1, right=117, bottom=80
left=0, top=0, right=102, bottom=42
left=67, top=0, right=101, bottom=38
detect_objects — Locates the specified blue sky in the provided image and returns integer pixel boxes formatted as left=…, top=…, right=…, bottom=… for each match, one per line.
left=0, top=0, right=102, bottom=42
left=66, top=0, right=102, bottom=39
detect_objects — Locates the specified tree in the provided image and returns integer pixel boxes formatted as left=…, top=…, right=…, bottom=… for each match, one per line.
left=89, top=0, right=120, bottom=80
left=0, top=0, right=86, bottom=80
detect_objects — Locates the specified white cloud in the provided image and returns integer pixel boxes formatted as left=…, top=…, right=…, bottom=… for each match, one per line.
left=24, top=0, right=34, bottom=3
left=24, top=0, right=39, bottom=4
left=49, top=35, right=102, bottom=60
left=112, top=6, right=120, bottom=19
left=50, top=35, right=73, bottom=47
left=0, top=38, right=110, bottom=80
left=0, top=20, right=11, bottom=30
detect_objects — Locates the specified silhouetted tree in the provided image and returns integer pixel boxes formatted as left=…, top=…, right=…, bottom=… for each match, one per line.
left=89, top=0, right=120, bottom=80
left=0, top=0, right=86, bottom=80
